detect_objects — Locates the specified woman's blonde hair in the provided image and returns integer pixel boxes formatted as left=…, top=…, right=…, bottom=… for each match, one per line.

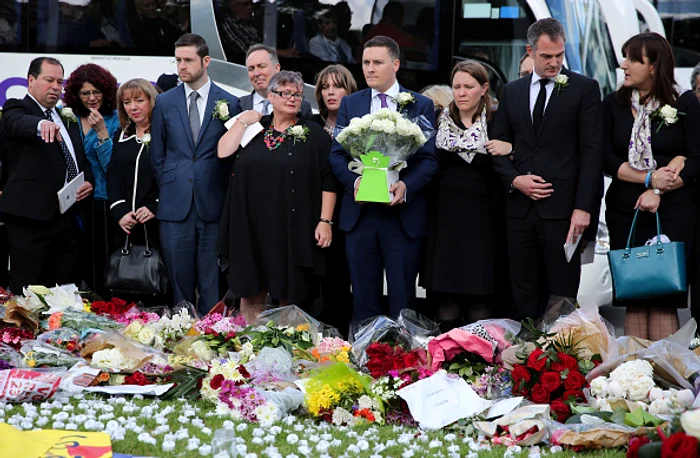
left=116, top=78, right=159, bottom=130
left=314, top=65, right=358, bottom=118
left=448, top=60, right=493, bottom=124
left=420, top=85, right=453, bottom=111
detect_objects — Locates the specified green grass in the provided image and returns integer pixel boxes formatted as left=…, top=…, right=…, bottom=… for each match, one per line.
left=1, top=395, right=628, bottom=458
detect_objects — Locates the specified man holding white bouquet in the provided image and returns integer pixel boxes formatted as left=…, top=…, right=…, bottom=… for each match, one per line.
left=330, top=35, right=438, bottom=321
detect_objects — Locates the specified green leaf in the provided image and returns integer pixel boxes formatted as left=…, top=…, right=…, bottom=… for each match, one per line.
left=610, top=409, right=627, bottom=426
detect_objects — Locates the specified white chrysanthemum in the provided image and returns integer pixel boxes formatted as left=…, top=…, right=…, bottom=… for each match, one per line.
left=610, top=359, right=654, bottom=392
left=289, top=126, right=304, bottom=136
left=648, top=398, right=673, bottom=415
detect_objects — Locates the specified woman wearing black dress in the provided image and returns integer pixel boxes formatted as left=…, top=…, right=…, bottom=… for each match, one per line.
left=604, top=33, right=700, bottom=340
left=422, top=60, right=512, bottom=330
left=217, top=71, right=337, bottom=322
left=107, top=78, right=160, bottom=250
left=308, top=65, right=357, bottom=336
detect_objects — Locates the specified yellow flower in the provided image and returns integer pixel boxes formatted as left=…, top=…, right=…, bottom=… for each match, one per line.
left=307, top=385, right=340, bottom=415
left=27, top=359, right=36, bottom=368
left=83, top=302, right=92, bottom=313
left=296, top=323, right=311, bottom=332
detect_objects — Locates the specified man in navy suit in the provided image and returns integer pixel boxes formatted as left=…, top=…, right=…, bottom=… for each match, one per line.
left=150, top=34, right=241, bottom=313
left=329, top=35, right=437, bottom=321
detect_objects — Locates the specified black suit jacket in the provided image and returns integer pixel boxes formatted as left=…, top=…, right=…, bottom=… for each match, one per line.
left=492, top=68, right=603, bottom=220
left=238, top=91, right=313, bottom=119
left=0, top=96, right=94, bottom=222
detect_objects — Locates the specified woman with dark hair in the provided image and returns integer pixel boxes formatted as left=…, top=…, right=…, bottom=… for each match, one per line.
left=217, top=71, right=337, bottom=323
left=309, top=64, right=357, bottom=336
left=309, top=64, right=357, bottom=139
left=422, top=60, right=512, bottom=331
left=64, top=63, right=120, bottom=296
left=604, top=32, right=700, bottom=340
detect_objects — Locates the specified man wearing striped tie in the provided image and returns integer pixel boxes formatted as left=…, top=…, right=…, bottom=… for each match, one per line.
left=0, top=56, right=94, bottom=293
left=329, top=36, right=437, bottom=321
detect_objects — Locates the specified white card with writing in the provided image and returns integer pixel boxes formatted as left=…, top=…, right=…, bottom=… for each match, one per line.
left=224, top=113, right=264, bottom=148
left=397, top=371, right=492, bottom=429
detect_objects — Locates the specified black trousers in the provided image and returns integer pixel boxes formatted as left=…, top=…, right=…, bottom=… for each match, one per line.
left=75, top=200, right=115, bottom=298
left=6, top=212, right=81, bottom=294
left=506, top=208, right=580, bottom=320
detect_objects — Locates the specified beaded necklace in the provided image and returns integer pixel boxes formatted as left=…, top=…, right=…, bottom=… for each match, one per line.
left=263, top=121, right=295, bottom=150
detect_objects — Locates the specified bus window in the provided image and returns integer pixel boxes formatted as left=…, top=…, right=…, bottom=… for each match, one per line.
left=654, top=0, right=700, bottom=68
left=215, top=0, right=262, bottom=64
left=544, top=0, right=616, bottom=95
left=454, top=0, right=534, bottom=82
left=1, top=0, right=189, bottom=56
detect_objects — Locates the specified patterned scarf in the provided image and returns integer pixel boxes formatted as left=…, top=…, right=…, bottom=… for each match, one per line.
left=628, top=89, right=660, bottom=171
left=628, top=86, right=686, bottom=171
left=435, top=108, right=488, bottom=164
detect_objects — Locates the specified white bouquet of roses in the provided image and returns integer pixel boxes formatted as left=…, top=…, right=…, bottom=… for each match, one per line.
left=335, top=108, right=434, bottom=203
left=588, top=359, right=695, bottom=414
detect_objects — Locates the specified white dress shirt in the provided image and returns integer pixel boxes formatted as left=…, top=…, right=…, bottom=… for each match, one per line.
left=184, top=78, right=211, bottom=128
left=30, top=94, right=79, bottom=184
left=370, top=80, right=400, bottom=113
left=528, top=69, right=557, bottom=119
left=252, top=92, right=270, bottom=115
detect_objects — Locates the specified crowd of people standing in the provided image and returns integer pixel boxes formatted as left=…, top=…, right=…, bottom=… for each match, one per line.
left=1, top=17, right=700, bottom=342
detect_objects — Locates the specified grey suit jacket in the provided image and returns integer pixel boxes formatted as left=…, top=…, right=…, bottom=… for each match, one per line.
left=239, top=91, right=312, bottom=119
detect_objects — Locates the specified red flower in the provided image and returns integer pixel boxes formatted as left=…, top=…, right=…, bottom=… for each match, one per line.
left=541, top=372, right=562, bottom=393
left=402, top=351, right=419, bottom=369
left=511, top=364, right=531, bottom=385
left=564, top=371, right=587, bottom=390
left=627, top=436, right=651, bottom=458
left=91, top=301, right=108, bottom=315
left=237, top=365, right=250, bottom=379
left=210, top=374, right=225, bottom=390
left=661, top=432, right=699, bottom=458
left=551, top=353, right=578, bottom=372
left=550, top=399, right=572, bottom=422
left=225, top=332, right=237, bottom=340
left=526, top=348, right=547, bottom=372
left=562, top=389, right=585, bottom=402
left=124, top=371, right=149, bottom=386
left=111, top=297, right=127, bottom=308
left=530, top=383, right=550, bottom=404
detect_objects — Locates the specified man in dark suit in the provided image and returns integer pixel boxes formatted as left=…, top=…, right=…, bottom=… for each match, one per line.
left=0, top=56, right=94, bottom=293
left=150, top=34, right=241, bottom=314
left=329, top=35, right=437, bottom=321
left=239, top=44, right=312, bottom=118
left=492, top=18, right=603, bottom=320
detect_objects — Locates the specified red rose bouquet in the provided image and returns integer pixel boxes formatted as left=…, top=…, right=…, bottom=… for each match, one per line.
left=0, top=327, right=34, bottom=350
left=510, top=320, right=600, bottom=422
left=90, top=297, right=135, bottom=318
left=365, top=341, right=429, bottom=379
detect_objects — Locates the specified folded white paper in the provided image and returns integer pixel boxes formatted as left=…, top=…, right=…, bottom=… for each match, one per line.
left=397, top=371, right=492, bottom=430
left=57, top=171, right=84, bottom=214
left=84, top=383, right=174, bottom=396
left=564, top=233, right=582, bottom=263
left=224, top=113, right=264, bottom=148
left=484, top=396, right=524, bottom=419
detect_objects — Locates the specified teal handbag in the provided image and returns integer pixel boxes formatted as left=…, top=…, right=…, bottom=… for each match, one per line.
left=607, top=209, right=687, bottom=301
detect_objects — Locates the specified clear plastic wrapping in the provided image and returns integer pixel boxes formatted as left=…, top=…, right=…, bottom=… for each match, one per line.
left=254, top=305, right=322, bottom=343
left=350, top=314, right=420, bottom=367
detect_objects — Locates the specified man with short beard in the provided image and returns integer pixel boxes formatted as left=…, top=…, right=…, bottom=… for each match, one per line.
left=150, top=33, right=241, bottom=314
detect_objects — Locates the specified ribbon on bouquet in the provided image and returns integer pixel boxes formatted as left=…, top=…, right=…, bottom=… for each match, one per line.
left=347, top=151, right=406, bottom=203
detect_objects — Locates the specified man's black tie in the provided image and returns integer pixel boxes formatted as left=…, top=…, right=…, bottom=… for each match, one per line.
left=532, top=78, right=549, bottom=134
left=45, top=109, right=79, bottom=181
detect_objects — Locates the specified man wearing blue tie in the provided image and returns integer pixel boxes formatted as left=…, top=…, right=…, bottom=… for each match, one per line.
left=150, top=34, right=241, bottom=313
left=329, top=35, right=437, bottom=321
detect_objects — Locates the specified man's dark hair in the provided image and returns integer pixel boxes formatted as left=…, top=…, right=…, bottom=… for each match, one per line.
left=526, top=18, right=566, bottom=50
left=245, top=44, right=279, bottom=66
left=27, top=57, right=63, bottom=79
left=175, top=33, right=209, bottom=59
left=363, top=35, right=400, bottom=61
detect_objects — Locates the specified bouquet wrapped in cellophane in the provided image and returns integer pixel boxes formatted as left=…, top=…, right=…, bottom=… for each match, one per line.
left=335, top=109, right=434, bottom=203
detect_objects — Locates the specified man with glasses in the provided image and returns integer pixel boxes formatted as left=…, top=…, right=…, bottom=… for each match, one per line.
left=239, top=44, right=312, bottom=118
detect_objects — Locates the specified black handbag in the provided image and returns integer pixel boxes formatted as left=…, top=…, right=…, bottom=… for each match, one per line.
left=104, top=223, right=169, bottom=296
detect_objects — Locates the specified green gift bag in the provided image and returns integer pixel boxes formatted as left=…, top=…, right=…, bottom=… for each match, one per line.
left=353, top=151, right=393, bottom=203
